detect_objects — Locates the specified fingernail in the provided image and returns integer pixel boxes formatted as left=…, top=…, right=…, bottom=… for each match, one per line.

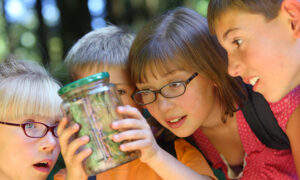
left=82, top=136, right=89, bottom=141
left=113, top=134, right=119, bottom=141
left=111, top=122, right=117, bottom=128
left=120, top=144, right=125, bottom=151
left=118, top=106, right=124, bottom=111
left=73, top=124, right=79, bottom=129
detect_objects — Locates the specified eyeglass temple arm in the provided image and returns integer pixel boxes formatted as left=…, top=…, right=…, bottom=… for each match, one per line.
left=186, top=72, right=199, bottom=84
left=0, top=121, right=20, bottom=126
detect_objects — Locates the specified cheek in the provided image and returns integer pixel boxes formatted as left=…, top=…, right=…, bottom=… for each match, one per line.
left=120, top=96, right=139, bottom=109
left=53, top=144, right=60, bottom=160
left=0, top=136, right=33, bottom=168
left=144, top=104, right=161, bottom=121
left=244, top=38, right=278, bottom=69
left=183, top=86, right=216, bottom=115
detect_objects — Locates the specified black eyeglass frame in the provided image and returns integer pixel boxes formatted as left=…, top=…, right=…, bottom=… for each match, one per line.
left=0, top=121, right=59, bottom=138
left=132, top=72, right=199, bottom=106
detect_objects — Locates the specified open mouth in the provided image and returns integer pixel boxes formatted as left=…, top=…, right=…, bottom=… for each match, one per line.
left=170, top=117, right=183, bottom=123
left=34, top=162, right=49, bottom=168
left=33, top=161, right=51, bottom=173
left=166, top=115, right=186, bottom=128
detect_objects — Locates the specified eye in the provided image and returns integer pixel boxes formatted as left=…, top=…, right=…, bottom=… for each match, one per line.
left=232, top=39, right=243, bottom=48
left=24, top=122, right=36, bottom=129
left=168, top=82, right=182, bottom=88
left=118, top=89, right=126, bottom=95
left=141, top=90, right=152, bottom=96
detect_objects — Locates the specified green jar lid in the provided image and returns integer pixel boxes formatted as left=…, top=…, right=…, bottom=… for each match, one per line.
left=58, top=72, right=109, bottom=95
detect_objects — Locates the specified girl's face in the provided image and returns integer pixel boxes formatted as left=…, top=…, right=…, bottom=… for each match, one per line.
left=0, top=115, right=60, bottom=180
left=136, top=66, right=221, bottom=137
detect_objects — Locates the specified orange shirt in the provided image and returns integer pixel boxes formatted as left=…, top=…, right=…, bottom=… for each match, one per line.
left=54, top=139, right=216, bottom=180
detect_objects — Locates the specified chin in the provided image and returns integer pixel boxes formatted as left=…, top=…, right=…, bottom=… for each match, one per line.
left=173, top=130, right=193, bottom=138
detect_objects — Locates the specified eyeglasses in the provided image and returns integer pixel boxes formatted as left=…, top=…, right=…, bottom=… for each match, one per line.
left=132, top=72, right=199, bottom=106
left=0, top=121, right=59, bottom=138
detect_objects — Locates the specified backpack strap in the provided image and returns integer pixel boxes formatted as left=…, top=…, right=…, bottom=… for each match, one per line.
left=241, top=85, right=290, bottom=149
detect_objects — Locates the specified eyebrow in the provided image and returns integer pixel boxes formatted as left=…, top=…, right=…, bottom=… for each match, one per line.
left=223, top=28, right=240, bottom=41
left=137, top=69, right=186, bottom=88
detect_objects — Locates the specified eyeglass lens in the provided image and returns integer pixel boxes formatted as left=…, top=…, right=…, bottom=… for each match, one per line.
left=24, top=122, right=58, bottom=138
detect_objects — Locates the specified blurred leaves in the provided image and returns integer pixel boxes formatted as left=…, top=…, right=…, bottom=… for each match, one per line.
left=0, top=0, right=209, bottom=82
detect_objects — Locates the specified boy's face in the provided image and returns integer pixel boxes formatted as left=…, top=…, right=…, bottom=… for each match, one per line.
left=0, top=115, right=60, bottom=180
left=214, top=9, right=300, bottom=102
left=76, top=66, right=138, bottom=108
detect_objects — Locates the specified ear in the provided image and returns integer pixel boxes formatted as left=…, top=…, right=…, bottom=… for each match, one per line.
left=281, top=0, right=300, bottom=37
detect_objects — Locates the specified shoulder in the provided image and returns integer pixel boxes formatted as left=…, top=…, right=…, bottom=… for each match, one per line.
left=269, top=85, right=300, bottom=131
left=174, top=139, right=218, bottom=180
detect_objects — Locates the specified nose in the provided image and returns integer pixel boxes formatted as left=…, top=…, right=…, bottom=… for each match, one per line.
left=39, top=131, right=58, bottom=154
left=156, top=94, right=174, bottom=112
left=227, top=53, right=242, bottom=77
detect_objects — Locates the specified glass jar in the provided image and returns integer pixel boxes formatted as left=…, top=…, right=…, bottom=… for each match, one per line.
left=58, top=72, right=140, bottom=176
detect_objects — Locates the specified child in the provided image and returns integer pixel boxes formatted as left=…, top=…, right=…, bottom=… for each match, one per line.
left=0, top=59, right=62, bottom=180
left=55, top=25, right=216, bottom=180
left=207, top=0, right=300, bottom=103
left=128, top=7, right=300, bottom=179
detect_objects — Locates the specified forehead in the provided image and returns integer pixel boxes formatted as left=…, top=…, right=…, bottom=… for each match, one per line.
left=139, top=58, right=192, bottom=83
left=138, top=65, right=190, bottom=86
left=215, top=9, right=266, bottom=39
left=5, top=113, right=60, bottom=124
left=75, top=65, right=133, bottom=85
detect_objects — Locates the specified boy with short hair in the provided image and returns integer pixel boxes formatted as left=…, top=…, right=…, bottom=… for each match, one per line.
left=55, top=25, right=216, bottom=180
left=207, top=0, right=300, bottom=103
left=207, top=0, right=300, bottom=178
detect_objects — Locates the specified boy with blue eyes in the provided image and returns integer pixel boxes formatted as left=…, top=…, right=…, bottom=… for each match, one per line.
left=55, top=25, right=216, bottom=180
left=207, top=0, right=300, bottom=177
left=207, top=0, right=300, bottom=103
left=0, top=59, right=62, bottom=180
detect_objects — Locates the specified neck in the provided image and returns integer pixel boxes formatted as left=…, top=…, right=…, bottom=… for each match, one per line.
left=296, top=63, right=300, bottom=87
left=200, top=92, right=227, bottom=129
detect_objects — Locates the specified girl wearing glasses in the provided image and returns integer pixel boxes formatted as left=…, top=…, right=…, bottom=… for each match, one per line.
left=0, top=59, right=62, bottom=180
left=123, top=7, right=300, bottom=180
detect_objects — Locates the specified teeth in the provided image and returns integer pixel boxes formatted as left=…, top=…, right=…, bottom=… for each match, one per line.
left=250, top=76, right=260, bottom=86
left=170, top=118, right=181, bottom=123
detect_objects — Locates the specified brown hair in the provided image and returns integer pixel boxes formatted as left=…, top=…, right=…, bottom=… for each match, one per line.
left=207, top=0, right=283, bottom=34
left=129, top=7, right=246, bottom=122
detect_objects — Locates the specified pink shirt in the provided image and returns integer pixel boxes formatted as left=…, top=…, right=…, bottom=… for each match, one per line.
left=192, top=86, right=300, bottom=180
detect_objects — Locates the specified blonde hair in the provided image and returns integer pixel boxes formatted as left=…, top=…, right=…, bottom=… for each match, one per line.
left=0, top=59, right=62, bottom=122
left=64, top=25, right=135, bottom=80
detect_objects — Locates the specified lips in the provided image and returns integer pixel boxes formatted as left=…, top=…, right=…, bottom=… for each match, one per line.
left=165, top=115, right=187, bottom=128
left=33, top=159, right=52, bottom=173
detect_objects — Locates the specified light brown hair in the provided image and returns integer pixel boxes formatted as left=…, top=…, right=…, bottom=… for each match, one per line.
left=64, top=25, right=135, bottom=80
left=129, top=7, right=246, bottom=122
left=207, top=0, right=283, bottom=34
